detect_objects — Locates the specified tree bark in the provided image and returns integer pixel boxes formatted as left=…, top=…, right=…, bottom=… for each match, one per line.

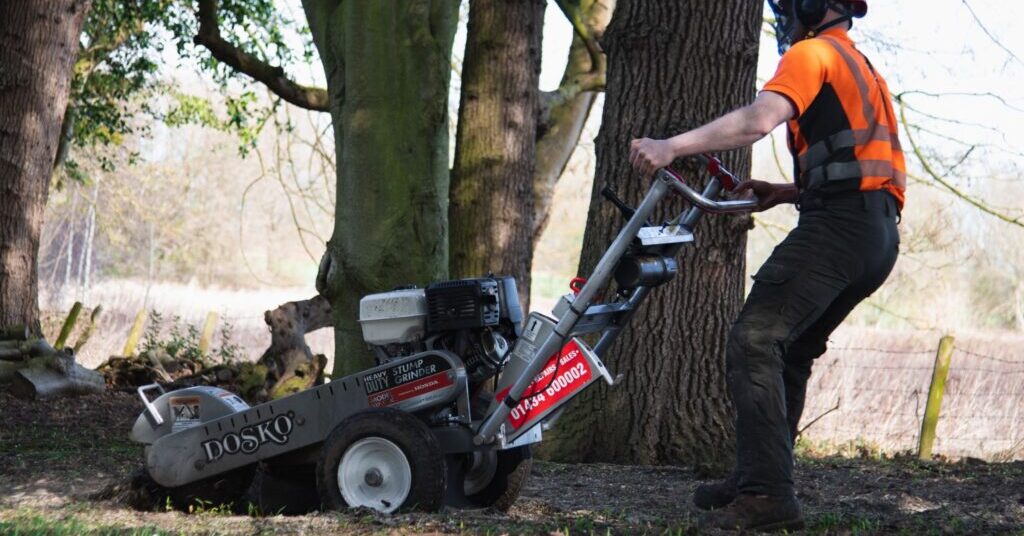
left=449, top=0, right=545, bottom=310
left=543, top=0, right=761, bottom=470
left=301, top=0, right=459, bottom=377
left=0, top=0, right=91, bottom=335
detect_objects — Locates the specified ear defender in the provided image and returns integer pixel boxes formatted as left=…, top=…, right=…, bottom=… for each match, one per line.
left=797, top=0, right=831, bottom=33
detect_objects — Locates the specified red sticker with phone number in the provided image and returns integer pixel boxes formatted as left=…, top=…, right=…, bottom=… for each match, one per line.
left=495, top=339, right=594, bottom=431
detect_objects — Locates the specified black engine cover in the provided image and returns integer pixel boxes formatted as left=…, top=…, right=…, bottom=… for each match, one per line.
left=425, top=278, right=501, bottom=332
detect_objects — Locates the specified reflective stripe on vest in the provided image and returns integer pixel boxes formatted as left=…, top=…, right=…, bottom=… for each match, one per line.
left=798, top=124, right=892, bottom=170
left=799, top=37, right=902, bottom=185
left=805, top=160, right=907, bottom=189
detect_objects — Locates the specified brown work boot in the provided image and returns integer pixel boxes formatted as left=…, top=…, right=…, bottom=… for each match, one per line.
left=692, top=473, right=738, bottom=510
left=697, top=493, right=805, bottom=532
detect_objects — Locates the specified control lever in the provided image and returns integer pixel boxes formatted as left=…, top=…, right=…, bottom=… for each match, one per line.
left=601, top=185, right=648, bottom=224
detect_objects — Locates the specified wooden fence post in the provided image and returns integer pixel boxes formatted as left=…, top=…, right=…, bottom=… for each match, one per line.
left=123, top=310, right=147, bottom=357
left=54, top=302, right=83, bottom=349
left=198, top=312, right=219, bottom=355
left=919, top=334, right=955, bottom=460
left=73, top=305, right=103, bottom=353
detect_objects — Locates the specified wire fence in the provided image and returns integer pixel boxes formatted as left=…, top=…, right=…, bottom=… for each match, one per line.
left=798, top=327, right=1024, bottom=461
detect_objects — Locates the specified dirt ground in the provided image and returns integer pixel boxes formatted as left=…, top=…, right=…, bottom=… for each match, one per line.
left=1, top=391, right=1021, bottom=535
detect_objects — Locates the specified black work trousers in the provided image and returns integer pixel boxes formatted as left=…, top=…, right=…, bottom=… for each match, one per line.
left=727, top=190, right=900, bottom=498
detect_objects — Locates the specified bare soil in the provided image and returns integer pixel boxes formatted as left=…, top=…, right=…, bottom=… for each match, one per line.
left=1, top=391, right=1022, bottom=535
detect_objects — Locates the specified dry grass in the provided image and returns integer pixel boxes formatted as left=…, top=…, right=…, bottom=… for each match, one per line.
left=800, top=326, right=1024, bottom=462
left=41, top=280, right=335, bottom=371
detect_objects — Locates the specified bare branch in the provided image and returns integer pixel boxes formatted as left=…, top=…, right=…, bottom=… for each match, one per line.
left=533, top=0, right=612, bottom=241
left=767, top=130, right=793, bottom=182
left=960, top=0, right=1024, bottom=69
left=751, top=214, right=792, bottom=239
left=796, top=398, right=840, bottom=439
left=553, top=0, right=604, bottom=75
left=194, top=0, right=329, bottom=112
left=905, top=121, right=1024, bottom=161
left=897, top=89, right=1024, bottom=114
left=862, top=299, right=935, bottom=331
left=897, top=97, right=1024, bottom=229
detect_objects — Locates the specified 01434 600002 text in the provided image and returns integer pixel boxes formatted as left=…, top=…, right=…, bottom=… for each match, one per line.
left=498, top=341, right=594, bottom=431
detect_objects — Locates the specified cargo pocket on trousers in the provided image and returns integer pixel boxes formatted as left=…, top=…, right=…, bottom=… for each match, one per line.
left=747, top=261, right=814, bottom=338
left=751, top=262, right=799, bottom=286
left=744, top=262, right=801, bottom=319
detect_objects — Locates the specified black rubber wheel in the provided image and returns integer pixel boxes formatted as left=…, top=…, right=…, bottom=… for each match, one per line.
left=316, top=408, right=446, bottom=513
left=121, top=466, right=169, bottom=511
left=447, top=445, right=532, bottom=511
left=166, top=464, right=256, bottom=512
left=243, top=462, right=322, bottom=515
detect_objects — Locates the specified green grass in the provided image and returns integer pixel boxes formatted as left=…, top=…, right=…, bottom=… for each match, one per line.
left=805, top=511, right=881, bottom=535
left=0, top=514, right=166, bottom=536
left=0, top=428, right=139, bottom=464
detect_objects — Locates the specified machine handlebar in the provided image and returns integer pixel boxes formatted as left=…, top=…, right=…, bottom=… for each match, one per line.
left=602, top=154, right=757, bottom=221
left=660, top=154, right=759, bottom=214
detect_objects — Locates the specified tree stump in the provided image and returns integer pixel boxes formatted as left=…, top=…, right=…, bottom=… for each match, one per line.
left=258, top=295, right=332, bottom=399
left=0, top=334, right=104, bottom=400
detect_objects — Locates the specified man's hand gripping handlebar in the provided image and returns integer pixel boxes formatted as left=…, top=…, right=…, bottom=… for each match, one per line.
left=603, top=154, right=758, bottom=221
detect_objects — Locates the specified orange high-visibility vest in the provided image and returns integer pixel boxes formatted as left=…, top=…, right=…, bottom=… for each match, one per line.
left=763, top=27, right=906, bottom=209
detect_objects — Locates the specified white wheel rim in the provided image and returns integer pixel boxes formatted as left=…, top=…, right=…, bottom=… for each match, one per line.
left=338, top=437, right=412, bottom=513
left=463, top=450, right=498, bottom=496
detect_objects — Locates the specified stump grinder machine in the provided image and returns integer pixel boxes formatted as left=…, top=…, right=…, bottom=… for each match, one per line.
left=130, top=157, right=757, bottom=514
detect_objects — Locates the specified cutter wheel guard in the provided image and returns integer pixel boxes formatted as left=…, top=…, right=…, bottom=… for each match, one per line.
left=131, top=157, right=758, bottom=514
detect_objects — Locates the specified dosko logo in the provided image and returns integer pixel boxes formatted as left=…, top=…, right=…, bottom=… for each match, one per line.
left=201, top=412, right=295, bottom=462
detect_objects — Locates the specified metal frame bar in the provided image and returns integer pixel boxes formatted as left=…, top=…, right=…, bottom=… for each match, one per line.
left=474, top=175, right=674, bottom=443
left=474, top=167, right=757, bottom=444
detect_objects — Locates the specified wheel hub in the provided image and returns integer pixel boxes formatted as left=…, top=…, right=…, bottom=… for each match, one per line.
left=364, top=468, right=383, bottom=487
left=463, top=450, right=498, bottom=496
left=338, top=437, right=412, bottom=513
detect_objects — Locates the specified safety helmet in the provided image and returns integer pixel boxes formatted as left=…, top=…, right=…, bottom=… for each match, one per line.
left=768, top=0, right=867, bottom=55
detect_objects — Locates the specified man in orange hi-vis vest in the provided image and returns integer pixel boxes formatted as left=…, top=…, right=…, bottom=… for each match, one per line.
left=629, top=0, right=903, bottom=531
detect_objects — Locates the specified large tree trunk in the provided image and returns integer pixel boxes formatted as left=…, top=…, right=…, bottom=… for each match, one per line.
left=302, top=0, right=459, bottom=377
left=0, top=0, right=91, bottom=335
left=543, top=0, right=760, bottom=470
left=449, top=0, right=545, bottom=310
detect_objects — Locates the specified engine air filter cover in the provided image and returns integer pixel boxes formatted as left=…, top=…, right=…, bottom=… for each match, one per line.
left=425, top=278, right=500, bottom=332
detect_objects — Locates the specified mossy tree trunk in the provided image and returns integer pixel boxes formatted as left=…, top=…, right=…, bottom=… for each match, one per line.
left=450, top=0, right=545, bottom=309
left=0, top=0, right=91, bottom=336
left=302, top=0, right=459, bottom=377
left=543, top=0, right=760, bottom=470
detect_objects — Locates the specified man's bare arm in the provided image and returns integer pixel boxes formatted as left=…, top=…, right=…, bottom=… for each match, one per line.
left=629, top=91, right=795, bottom=178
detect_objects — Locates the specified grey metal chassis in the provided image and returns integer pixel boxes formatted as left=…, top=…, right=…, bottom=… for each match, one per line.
left=138, top=165, right=754, bottom=489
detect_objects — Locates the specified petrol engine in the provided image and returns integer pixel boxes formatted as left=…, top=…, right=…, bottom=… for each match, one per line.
left=357, top=277, right=523, bottom=389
